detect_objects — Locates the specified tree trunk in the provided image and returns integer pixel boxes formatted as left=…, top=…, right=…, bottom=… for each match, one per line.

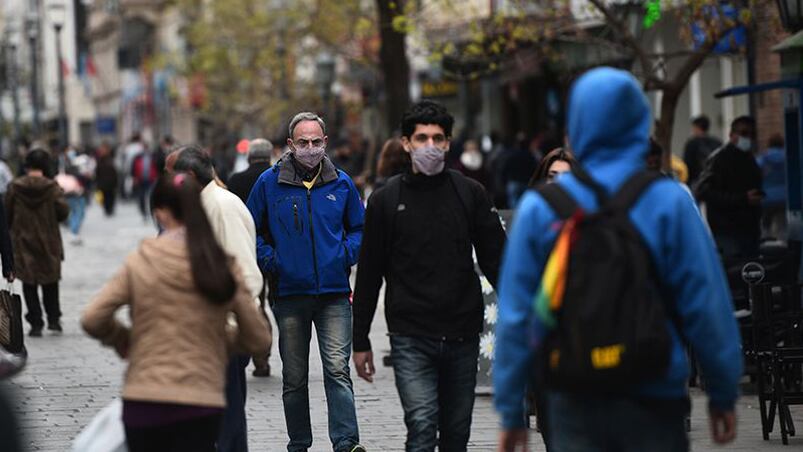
left=655, top=87, right=681, bottom=172
left=376, top=0, right=411, bottom=135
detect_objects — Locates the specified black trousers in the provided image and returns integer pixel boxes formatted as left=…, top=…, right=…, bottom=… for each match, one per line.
left=22, top=283, right=60, bottom=328
left=125, top=414, right=222, bottom=452
left=101, top=188, right=116, bottom=216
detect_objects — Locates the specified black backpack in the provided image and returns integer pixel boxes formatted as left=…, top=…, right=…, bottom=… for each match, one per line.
left=534, top=170, right=676, bottom=392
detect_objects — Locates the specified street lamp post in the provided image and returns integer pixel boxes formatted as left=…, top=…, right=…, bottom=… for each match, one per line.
left=49, top=2, right=68, bottom=151
left=27, top=14, right=41, bottom=137
left=5, top=28, right=22, bottom=144
left=315, top=52, right=335, bottom=122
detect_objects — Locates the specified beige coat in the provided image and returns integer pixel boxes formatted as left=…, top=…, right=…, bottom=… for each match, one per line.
left=81, top=235, right=270, bottom=408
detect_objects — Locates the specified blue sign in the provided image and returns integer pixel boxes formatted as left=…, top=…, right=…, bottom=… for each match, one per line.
left=96, top=117, right=116, bottom=134
left=692, top=4, right=747, bottom=54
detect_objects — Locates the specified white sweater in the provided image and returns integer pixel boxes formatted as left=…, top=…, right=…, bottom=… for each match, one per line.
left=200, top=181, right=262, bottom=304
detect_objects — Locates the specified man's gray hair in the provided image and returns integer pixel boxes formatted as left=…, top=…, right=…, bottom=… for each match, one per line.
left=173, top=145, right=215, bottom=187
left=288, top=112, right=326, bottom=138
left=248, top=138, right=273, bottom=161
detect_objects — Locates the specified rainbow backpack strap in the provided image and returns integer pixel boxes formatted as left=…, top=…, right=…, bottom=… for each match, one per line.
left=531, top=183, right=581, bottom=337
left=533, top=217, right=576, bottom=328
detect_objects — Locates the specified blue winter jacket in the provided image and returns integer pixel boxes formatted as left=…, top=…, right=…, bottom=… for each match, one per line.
left=246, top=155, right=364, bottom=298
left=493, top=67, right=743, bottom=429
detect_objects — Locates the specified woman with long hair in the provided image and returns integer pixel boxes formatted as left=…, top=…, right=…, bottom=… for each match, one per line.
left=528, top=147, right=578, bottom=187
left=375, top=137, right=411, bottom=189
left=81, top=173, right=270, bottom=452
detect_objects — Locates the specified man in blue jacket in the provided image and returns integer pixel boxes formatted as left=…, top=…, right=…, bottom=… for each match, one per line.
left=494, top=67, right=743, bottom=451
left=247, top=112, right=366, bottom=452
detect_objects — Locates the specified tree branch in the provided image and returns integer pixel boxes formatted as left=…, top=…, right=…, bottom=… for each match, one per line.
left=586, top=0, right=653, bottom=82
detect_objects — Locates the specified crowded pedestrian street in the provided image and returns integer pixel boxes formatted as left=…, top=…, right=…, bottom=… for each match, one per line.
left=0, top=201, right=796, bottom=451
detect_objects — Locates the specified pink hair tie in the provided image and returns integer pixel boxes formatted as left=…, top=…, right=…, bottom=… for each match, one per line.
left=173, top=173, right=187, bottom=187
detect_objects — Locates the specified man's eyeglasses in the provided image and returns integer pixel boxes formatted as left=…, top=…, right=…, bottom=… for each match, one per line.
left=412, top=133, right=447, bottom=146
left=294, top=138, right=325, bottom=148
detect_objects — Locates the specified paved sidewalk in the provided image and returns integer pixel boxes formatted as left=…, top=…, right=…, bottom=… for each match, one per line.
left=5, top=202, right=802, bottom=450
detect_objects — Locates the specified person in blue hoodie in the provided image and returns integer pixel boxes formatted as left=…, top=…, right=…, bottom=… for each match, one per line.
left=757, top=134, right=787, bottom=239
left=246, top=112, right=366, bottom=452
left=494, top=67, right=743, bottom=451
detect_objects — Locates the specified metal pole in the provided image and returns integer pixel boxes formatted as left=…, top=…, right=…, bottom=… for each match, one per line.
left=8, top=43, right=22, bottom=144
left=29, top=32, right=40, bottom=136
left=54, top=24, right=67, bottom=150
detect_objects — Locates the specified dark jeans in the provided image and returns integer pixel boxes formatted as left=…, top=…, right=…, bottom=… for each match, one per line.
left=134, top=183, right=153, bottom=219
left=273, top=297, right=359, bottom=452
left=390, top=335, right=479, bottom=452
left=22, top=283, right=60, bottom=329
left=125, top=414, right=222, bottom=452
left=547, top=392, right=689, bottom=452
left=217, top=354, right=250, bottom=452
left=101, top=188, right=116, bottom=216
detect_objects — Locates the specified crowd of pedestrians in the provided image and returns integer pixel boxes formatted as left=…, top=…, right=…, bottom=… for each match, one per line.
left=0, top=63, right=796, bottom=452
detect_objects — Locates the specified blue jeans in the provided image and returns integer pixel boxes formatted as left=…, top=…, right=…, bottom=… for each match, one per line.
left=273, top=297, right=359, bottom=452
left=217, top=354, right=250, bottom=452
left=547, top=392, right=688, bottom=452
left=67, top=195, right=86, bottom=235
left=390, top=335, right=479, bottom=452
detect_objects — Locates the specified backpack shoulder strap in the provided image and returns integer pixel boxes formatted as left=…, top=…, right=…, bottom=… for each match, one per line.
left=382, top=174, right=404, bottom=258
left=608, top=171, right=665, bottom=212
left=535, top=183, right=578, bottom=220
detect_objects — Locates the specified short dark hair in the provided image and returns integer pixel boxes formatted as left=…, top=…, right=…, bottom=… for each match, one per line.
left=769, top=133, right=785, bottom=149
left=400, top=100, right=454, bottom=139
left=692, top=115, right=710, bottom=132
left=24, top=148, right=52, bottom=172
left=730, top=116, right=755, bottom=135
left=173, top=145, right=215, bottom=186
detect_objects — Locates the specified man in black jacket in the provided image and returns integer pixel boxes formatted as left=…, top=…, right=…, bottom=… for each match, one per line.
left=352, top=101, right=506, bottom=451
left=695, top=116, right=763, bottom=258
left=227, top=138, right=275, bottom=378
left=683, top=115, right=722, bottom=186
left=228, top=138, right=275, bottom=202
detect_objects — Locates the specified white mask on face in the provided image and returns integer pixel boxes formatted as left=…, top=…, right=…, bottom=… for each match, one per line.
left=736, top=137, right=752, bottom=152
left=460, top=150, right=483, bottom=171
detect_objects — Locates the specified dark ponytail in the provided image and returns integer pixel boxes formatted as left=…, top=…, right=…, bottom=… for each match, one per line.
left=151, top=173, right=237, bottom=304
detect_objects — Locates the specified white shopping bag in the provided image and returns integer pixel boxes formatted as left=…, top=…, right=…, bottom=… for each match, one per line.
left=72, top=398, right=128, bottom=452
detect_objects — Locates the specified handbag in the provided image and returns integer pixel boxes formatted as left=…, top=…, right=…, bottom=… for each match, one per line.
left=0, top=287, right=24, bottom=354
left=72, top=398, right=128, bottom=452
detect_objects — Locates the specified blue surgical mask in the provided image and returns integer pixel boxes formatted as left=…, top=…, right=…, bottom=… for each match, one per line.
left=736, top=137, right=752, bottom=152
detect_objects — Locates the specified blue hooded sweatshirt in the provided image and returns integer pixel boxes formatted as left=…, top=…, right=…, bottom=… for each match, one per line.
left=493, top=67, right=743, bottom=429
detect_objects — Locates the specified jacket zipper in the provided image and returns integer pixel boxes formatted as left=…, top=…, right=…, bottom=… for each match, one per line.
left=293, top=202, right=300, bottom=231
left=307, top=189, right=320, bottom=291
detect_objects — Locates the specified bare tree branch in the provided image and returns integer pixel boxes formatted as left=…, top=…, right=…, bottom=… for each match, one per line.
left=586, top=0, right=653, bottom=83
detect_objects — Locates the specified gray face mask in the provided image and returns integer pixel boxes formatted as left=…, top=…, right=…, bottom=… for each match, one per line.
left=410, top=145, right=446, bottom=176
left=294, top=145, right=326, bottom=169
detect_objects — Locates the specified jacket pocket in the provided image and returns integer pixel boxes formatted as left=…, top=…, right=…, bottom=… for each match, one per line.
left=274, top=196, right=304, bottom=238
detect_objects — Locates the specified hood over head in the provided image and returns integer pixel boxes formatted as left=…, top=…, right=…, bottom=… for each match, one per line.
left=567, top=67, right=651, bottom=192
left=11, top=176, right=62, bottom=208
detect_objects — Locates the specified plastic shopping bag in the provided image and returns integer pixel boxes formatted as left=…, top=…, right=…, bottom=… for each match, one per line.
left=72, top=398, right=128, bottom=452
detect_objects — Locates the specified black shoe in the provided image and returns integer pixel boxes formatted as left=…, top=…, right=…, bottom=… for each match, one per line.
left=29, top=327, right=42, bottom=337
left=252, top=364, right=271, bottom=377
left=47, top=323, right=62, bottom=334
left=349, top=445, right=367, bottom=452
